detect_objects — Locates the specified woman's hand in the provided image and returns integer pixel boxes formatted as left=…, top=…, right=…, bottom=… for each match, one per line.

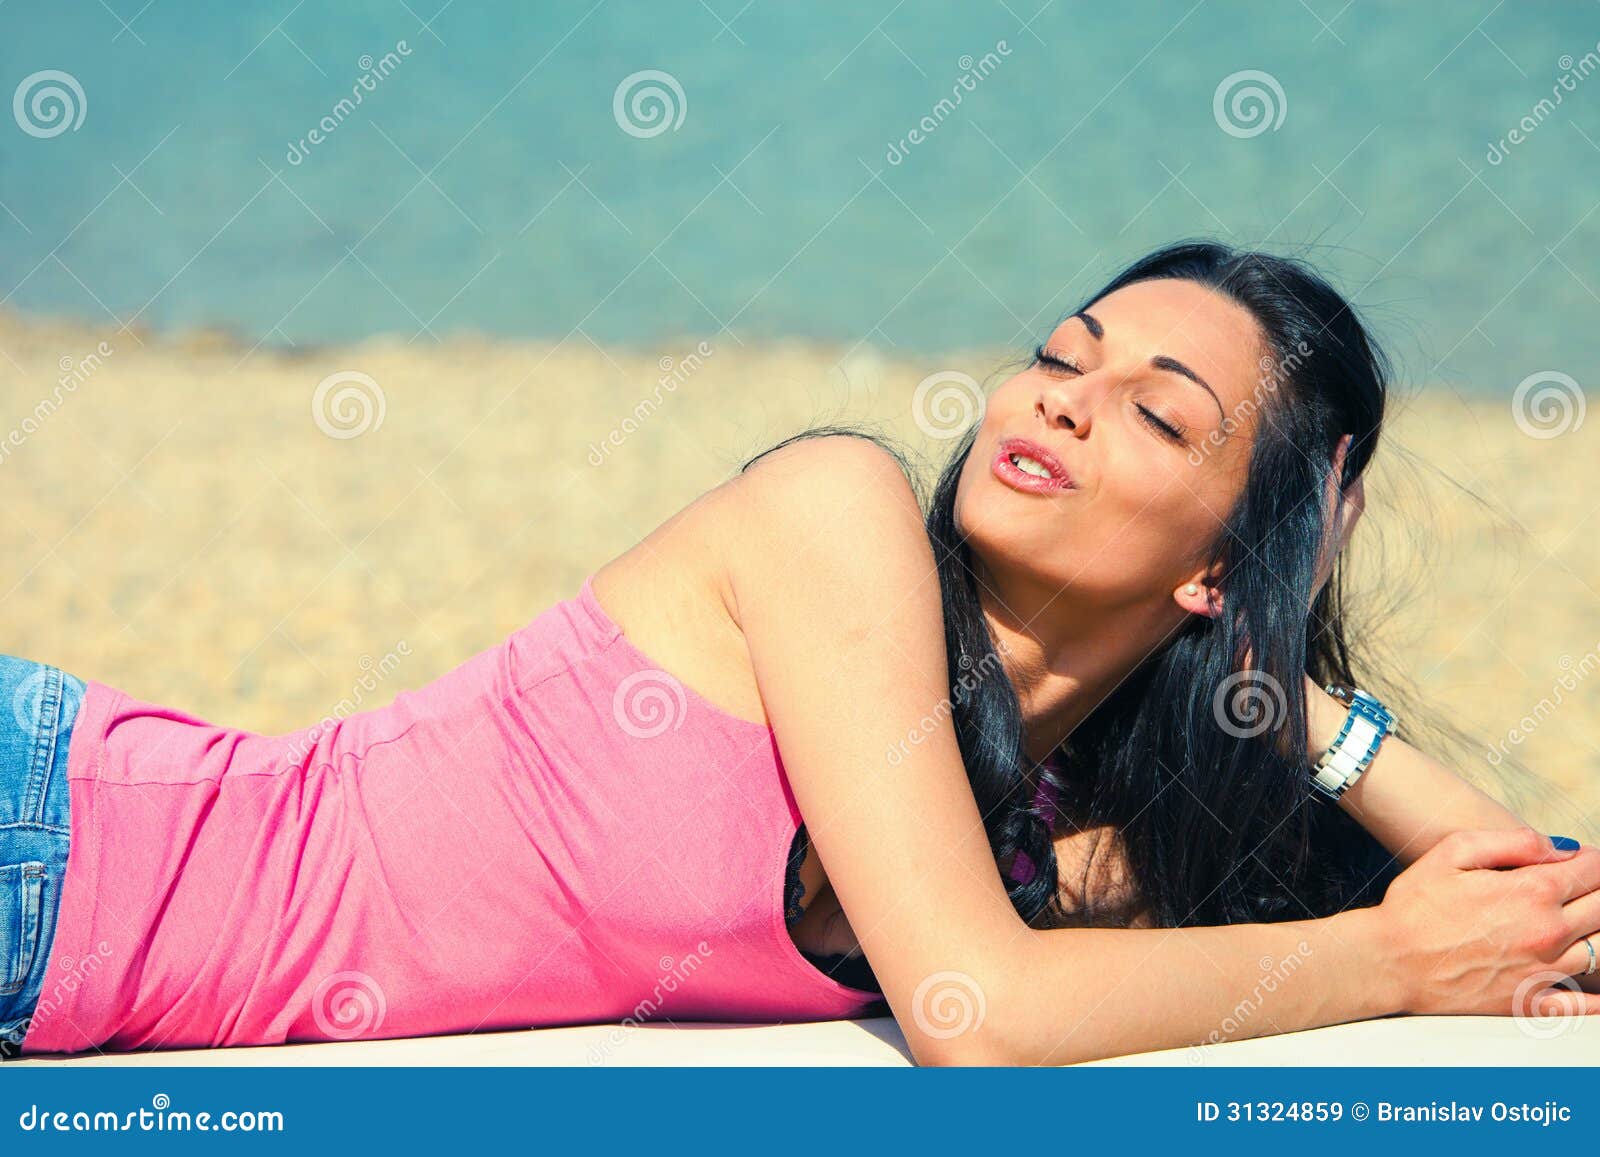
left=1374, top=827, right=1600, bottom=1017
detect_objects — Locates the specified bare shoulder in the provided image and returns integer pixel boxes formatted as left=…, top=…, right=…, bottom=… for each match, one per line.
left=716, top=432, right=932, bottom=614
left=724, top=430, right=922, bottom=514
left=586, top=432, right=930, bottom=728
left=714, top=431, right=1027, bottom=1063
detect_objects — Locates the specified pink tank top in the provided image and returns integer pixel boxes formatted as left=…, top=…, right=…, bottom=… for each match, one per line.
left=22, top=575, right=882, bottom=1055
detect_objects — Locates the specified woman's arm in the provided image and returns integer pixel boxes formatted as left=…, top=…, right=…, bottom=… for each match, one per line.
left=1308, top=446, right=1537, bottom=866
left=1306, top=679, right=1600, bottom=994
left=718, top=434, right=1600, bottom=1065
left=1307, top=678, right=1534, bottom=867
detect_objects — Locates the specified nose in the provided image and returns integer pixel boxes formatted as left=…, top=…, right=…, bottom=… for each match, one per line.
left=1035, top=374, right=1102, bottom=435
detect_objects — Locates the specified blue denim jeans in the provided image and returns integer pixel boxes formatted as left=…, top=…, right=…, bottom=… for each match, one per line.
left=0, top=656, right=84, bottom=1057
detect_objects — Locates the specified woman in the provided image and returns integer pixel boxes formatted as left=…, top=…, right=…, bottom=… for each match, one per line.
left=4, top=241, right=1598, bottom=1065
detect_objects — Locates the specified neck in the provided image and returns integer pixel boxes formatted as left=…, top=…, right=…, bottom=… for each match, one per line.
left=975, top=574, right=1181, bottom=766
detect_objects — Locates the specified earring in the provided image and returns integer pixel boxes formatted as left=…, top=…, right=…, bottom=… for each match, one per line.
left=1184, top=584, right=1200, bottom=596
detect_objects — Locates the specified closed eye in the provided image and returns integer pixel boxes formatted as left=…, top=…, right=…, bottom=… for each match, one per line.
left=1035, top=343, right=1187, bottom=444
left=1032, top=344, right=1084, bottom=375
left=1136, top=404, right=1186, bottom=443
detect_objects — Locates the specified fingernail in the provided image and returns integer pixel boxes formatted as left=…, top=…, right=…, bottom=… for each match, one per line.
left=1549, top=835, right=1581, bottom=851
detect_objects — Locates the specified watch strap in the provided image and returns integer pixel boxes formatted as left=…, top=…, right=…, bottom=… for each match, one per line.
left=1310, top=685, right=1394, bottom=800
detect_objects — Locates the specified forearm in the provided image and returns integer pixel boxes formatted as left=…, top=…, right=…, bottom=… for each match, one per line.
left=1305, top=680, right=1526, bottom=868
left=1304, top=688, right=1600, bottom=995
left=995, top=904, right=1404, bottom=1066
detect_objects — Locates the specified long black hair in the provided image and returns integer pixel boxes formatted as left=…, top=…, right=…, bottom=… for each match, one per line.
left=745, top=240, right=1407, bottom=931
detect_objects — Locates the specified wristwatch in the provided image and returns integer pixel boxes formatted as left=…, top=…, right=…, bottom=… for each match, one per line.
left=1309, top=684, right=1396, bottom=801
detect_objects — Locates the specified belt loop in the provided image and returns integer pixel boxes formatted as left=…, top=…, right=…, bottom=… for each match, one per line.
left=23, top=665, right=64, bottom=826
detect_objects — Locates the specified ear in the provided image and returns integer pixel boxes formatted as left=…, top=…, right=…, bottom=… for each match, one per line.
left=1175, top=577, right=1222, bottom=618
left=1331, top=432, right=1353, bottom=490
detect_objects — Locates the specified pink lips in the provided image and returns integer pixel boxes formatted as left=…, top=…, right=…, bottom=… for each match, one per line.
left=992, top=437, right=1073, bottom=494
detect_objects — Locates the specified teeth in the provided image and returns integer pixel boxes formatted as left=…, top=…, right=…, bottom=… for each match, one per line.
left=1010, top=453, right=1053, bottom=479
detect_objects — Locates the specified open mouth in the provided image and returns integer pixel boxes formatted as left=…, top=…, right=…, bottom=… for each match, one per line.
left=992, top=438, right=1073, bottom=493
left=1008, top=452, right=1054, bottom=478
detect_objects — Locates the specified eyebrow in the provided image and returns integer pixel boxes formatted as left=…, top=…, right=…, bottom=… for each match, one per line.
left=1073, top=310, right=1226, bottom=423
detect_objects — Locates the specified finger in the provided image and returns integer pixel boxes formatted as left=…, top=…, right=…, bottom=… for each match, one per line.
left=1562, top=887, right=1600, bottom=941
left=1522, top=845, right=1600, bottom=902
left=1522, top=984, right=1600, bottom=1019
left=1554, top=930, right=1600, bottom=979
left=1440, top=826, right=1580, bottom=871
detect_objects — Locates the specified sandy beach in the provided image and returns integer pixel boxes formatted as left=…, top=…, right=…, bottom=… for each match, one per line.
left=2, top=309, right=1596, bottom=840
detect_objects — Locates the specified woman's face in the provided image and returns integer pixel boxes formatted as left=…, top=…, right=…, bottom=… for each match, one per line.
left=955, top=276, right=1270, bottom=621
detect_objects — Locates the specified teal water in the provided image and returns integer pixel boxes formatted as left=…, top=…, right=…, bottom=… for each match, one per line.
left=2, top=1, right=1596, bottom=393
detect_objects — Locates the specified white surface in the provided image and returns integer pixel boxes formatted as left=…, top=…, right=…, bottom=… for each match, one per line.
left=10, top=1014, right=1600, bottom=1067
